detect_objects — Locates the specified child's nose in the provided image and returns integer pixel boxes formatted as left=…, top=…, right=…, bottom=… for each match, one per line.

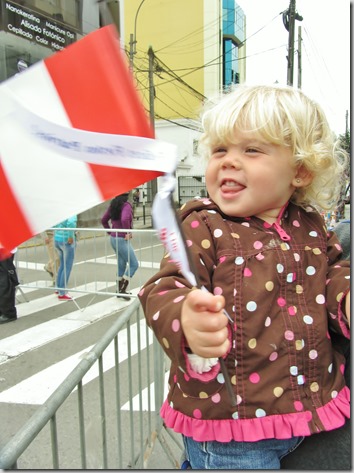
left=221, top=150, right=242, bottom=169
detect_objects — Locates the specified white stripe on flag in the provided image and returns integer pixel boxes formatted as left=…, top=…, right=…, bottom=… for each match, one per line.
left=1, top=61, right=71, bottom=126
left=152, top=174, right=198, bottom=287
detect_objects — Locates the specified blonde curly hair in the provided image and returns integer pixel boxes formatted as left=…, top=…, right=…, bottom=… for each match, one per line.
left=198, top=84, right=348, bottom=211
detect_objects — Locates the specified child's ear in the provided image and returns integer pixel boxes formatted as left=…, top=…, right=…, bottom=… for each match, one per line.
left=293, top=166, right=313, bottom=187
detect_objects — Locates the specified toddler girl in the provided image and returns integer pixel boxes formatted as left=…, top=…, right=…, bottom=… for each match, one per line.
left=139, top=85, right=350, bottom=469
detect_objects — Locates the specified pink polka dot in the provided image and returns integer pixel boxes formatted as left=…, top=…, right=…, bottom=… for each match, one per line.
left=158, top=290, right=168, bottom=296
left=277, top=297, right=286, bottom=307
left=249, top=372, right=260, bottom=383
left=186, top=240, right=193, bottom=247
left=191, top=220, right=199, bottom=229
left=138, top=288, right=144, bottom=296
left=263, top=221, right=272, bottom=229
left=269, top=352, right=278, bottom=361
left=175, top=281, right=185, bottom=288
left=213, top=286, right=223, bottom=295
left=172, top=319, right=180, bottom=332
left=293, top=220, right=300, bottom=227
left=340, top=364, right=345, bottom=375
left=244, top=268, right=252, bottom=277
left=254, top=241, right=263, bottom=250
left=173, top=374, right=177, bottom=383
left=211, top=393, right=221, bottom=403
left=184, top=373, right=190, bottom=381
left=193, top=409, right=202, bottom=419
left=285, top=330, right=294, bottom=341
left=288, top=306, right=296, bottom=316
left=256, top=253, right=265, bottom=260
left=173, top=295, right=185, bottom=303
left=294, top=401, right=303, bottom=411
left=152, top=311, right=160, bottom=321
left=219, top=256, right=226, bottom=263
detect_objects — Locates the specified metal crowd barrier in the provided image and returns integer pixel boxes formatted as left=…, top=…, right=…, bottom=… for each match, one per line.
left=15, top=227, right=165, bottom=300
left=0, top=298, right=183, bottom=469
left=0, top=227, right=183, bottom=468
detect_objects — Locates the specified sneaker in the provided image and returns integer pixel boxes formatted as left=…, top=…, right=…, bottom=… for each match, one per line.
left=58, top=294, right=72, bottom=301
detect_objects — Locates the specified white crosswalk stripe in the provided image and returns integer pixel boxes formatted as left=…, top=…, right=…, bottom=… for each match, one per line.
left=0, top=319, right=153, bottom=405
left=0, top=285, right=135, bottom=360
left=0, top=275, right=159, bottom=410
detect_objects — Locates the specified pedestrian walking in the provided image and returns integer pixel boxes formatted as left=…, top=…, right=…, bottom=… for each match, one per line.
left=42, top=229, right=60, bottom=285
left=54, top=215, right=78, bottom=301
left=139, top=84, right=350, bottom=469
left=0, top=248, right=19, bottom=324
left=101, top=192, right=139, bottom=294
left=101, top=193, right=138, bottom=298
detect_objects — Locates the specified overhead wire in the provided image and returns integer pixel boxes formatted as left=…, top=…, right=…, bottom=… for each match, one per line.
left=123, top=4, right=288, bottom=131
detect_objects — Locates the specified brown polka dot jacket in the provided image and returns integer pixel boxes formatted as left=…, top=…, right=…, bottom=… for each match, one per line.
left=138, top=199, right=350, bottom=442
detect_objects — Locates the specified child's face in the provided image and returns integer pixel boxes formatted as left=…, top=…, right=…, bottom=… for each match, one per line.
left=205, top=130, right=298, bottom=223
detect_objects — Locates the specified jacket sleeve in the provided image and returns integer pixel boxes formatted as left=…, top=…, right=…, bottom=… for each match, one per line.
left=139, top=210, right=222, bottom=380
left=325, top=230, right=350, bottom=338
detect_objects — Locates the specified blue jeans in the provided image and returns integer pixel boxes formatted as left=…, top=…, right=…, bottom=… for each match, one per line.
left=110, top=236, right=138, bottom=278
left=55, top=241, right=75, bottom=296
left=183, top=435, right=303, bottom=469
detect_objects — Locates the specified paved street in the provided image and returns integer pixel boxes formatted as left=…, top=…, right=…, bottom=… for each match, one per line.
left=0, top=219, right=183, bottom=469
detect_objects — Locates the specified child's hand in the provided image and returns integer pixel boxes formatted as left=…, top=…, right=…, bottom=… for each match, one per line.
left=181, top=289, right=230, bottom=358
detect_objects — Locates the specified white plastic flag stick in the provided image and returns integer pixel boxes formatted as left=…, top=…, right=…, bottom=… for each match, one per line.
left=152, top=174, right=237, bottom=406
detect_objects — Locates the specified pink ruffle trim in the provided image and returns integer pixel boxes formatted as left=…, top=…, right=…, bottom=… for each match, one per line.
left=160, top=386, right=350, bottom=442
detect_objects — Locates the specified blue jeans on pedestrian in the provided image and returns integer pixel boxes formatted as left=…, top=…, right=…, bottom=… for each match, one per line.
left=110, top=236, right=138, bottom=278
left=183, top=434, right=303, bottom=469
left=55, top=241, right=75, bottom=296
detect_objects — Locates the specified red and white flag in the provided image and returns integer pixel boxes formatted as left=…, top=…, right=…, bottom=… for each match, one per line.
left=0, top=25, right=177, bottom=258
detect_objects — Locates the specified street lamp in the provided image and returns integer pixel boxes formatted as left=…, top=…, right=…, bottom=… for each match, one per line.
left=129, top=0, right=147, bottom=70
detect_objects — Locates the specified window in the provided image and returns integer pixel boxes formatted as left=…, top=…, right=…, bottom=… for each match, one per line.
left=19, top=0, right=81, bottom=29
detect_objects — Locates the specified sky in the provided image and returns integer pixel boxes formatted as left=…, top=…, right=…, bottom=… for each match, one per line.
left=236, top=0, right=350, bottom=136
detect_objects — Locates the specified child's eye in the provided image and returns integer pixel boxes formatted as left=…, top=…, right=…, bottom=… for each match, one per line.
left=246, top=147, right=260, bottom=153
left=212, top=147, right=227, bottom=156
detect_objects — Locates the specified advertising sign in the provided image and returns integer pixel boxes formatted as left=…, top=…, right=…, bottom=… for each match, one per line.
left=1, top=1, right=77, bottom=51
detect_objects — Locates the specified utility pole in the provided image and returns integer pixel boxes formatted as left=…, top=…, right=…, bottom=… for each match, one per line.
left=283, top=0, right=302, bottom=86
left=148, top=46, right=157, bottom=199
left=297, top=26, right=302, bottom=89
left=129, top=33, right=135, bottom=71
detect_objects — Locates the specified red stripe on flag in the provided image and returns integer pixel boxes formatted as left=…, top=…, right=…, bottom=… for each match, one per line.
left=44, top=25, right=161, bottom=200
left=0, top=161, right=33, bottom=253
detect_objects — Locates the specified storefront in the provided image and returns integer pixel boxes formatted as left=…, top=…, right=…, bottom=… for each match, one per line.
left=0, top=0, right=80, bottom=80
